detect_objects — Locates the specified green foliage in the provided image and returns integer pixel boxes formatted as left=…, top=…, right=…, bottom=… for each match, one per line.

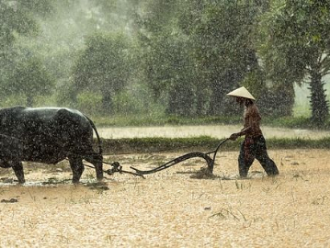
left=187, top=1, right=264, bottom=115
left=264, top=115, right=330, bottom=129
left=76, top=91, right=103, bottom=116
left=162, top=39, right=197, bottom=116
left=257, top=0, right=330, bottom=124
left=112, top=83, right=159, bottom=115
left=0, top=0, right=53, bottom=47
left=136, top=0, right=199, bottom=116
left=136, top=0, right=271, bottom=117
left=258, top=82, right=295, bottom=117
left=73, top=32, right=131, bottom=114
left=0, top=0, right=56, bottom=107
left=6, top=56, right=55, bottom=106
left=0, top=1, right=37, bottom=46
left=1, top=0, right=330, bottom=125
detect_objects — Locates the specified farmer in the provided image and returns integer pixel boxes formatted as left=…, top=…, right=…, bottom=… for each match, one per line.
left=227, top=86, right=279, bottom=178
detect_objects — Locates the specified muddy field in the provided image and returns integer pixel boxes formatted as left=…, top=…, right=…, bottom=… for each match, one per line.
left=0, top=149, right=330, bottom=247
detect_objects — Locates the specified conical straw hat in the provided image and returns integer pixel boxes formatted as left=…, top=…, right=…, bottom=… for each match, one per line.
left=227, top=86, right=255, bottom=100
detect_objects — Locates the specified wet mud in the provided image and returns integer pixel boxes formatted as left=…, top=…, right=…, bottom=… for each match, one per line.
left=0, top=149, right=330, bottom=247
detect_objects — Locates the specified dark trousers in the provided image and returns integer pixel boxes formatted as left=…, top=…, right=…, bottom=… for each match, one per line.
left=238, top=135, right=279, bottom=177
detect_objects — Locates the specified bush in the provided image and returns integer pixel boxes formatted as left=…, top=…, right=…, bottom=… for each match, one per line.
left=76, top=92, right=102, bottom=116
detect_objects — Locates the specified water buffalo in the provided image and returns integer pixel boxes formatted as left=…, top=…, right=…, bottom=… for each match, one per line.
left=0, top=106, right=103, bottom=183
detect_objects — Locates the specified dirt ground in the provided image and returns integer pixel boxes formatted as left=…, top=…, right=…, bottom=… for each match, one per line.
left=0, top=149, right=330, bottom=247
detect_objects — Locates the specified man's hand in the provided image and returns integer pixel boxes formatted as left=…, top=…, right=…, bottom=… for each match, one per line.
left=229, top=133, right=240, bottom=141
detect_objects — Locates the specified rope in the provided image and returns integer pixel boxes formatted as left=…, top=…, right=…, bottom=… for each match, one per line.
left=84, top=161, right=145, bottom=179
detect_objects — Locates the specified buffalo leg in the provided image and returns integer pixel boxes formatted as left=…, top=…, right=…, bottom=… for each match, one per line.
left=12, top=161, right=25, bottom=184
left=69, top=157, right=85, bottom=183
left=85, top=153, right=103, bottom=181
left=94, top=155, right=103, bottom=181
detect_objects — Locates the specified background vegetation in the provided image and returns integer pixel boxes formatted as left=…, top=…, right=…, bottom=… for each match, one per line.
left=1, top=0, right=330, bottom=127
left=100, top=136, right=330, bottom=154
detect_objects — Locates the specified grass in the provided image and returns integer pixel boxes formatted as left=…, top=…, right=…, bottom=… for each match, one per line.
left=262, top=116, right=328, bottom=129
left=92, top=113, right=330, bottom=130
left=99, top=136, right=330, bottom=154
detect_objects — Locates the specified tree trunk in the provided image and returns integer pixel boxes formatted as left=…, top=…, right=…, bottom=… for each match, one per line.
left=195, top=83, right=207, bottom=116
left=101, top=90, right=113, bottom=115
left=167, top=84, right=194, bottom=116
left=208, top=79, right=226, bottom=115
left=309, top=69, right=329, bottom=125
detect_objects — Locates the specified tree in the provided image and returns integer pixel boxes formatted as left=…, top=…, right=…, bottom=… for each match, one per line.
left=140, top=30, right=197, bottom=116
left=184, top=1, right=266, bottom=115
left=0, top=1, right=44, bottom=47
left=163, top=38, right=196, bottom=116
left=8, top=56, right=55, bottom=106
left=73, top=32, right=130, bottom=114
left=0, top=1, right=36, bottom=88
left=136, top=0, right=199, bottom=116
left=258, top=0, right=330, bottom=125
left=0, top=0, right=54, bottom=106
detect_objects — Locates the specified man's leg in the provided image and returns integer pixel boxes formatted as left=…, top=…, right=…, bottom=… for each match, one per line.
left=238, top=138, right=255, bottom=177
left=255, top=136, right=279, bottom=176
